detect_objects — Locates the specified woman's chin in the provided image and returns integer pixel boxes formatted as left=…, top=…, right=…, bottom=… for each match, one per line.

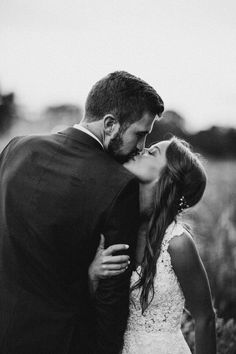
left=123, top=159, right=136, bottom=173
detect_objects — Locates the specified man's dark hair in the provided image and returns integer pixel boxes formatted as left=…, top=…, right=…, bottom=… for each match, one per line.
left=84, top=71, right=164, bottom=126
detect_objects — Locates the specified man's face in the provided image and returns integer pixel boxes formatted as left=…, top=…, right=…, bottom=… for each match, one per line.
left=107, top=112, right=156, bottom=163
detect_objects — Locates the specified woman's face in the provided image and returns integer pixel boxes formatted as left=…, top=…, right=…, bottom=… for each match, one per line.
left=124, top=140, right=170, bottom=183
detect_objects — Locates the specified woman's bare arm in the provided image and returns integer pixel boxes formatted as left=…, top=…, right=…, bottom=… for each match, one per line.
left=168, top=230, right=216, bottom=354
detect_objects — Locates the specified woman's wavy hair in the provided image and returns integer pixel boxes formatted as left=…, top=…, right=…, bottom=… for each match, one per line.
left=132, top=136, right=207, bottom=313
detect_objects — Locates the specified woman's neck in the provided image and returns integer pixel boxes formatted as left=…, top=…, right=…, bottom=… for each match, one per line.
left=135, top=183, right=156, bottom=266
left=139, top=182, right=156, bottom=215
left=135, top=220, right=149, bottom=266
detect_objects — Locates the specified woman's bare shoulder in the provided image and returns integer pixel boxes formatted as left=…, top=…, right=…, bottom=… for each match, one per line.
left=168, top=226, right=201, bottom=273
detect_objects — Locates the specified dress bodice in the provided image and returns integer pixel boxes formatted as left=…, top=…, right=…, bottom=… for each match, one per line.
left=123, top=222, right=191, bottom=354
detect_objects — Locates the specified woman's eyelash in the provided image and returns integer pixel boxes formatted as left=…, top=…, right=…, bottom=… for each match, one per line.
left=150, top=147, right=160, bottom=155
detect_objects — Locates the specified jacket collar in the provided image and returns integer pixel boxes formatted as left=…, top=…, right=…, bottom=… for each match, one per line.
left=57, top=127, right=104, bottom=152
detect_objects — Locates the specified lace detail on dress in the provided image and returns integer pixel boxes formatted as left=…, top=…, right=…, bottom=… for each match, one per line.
left=123, top=221, right=191, bottom=354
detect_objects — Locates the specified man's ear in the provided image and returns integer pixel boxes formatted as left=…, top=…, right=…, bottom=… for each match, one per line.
left=103, top=114, right=120, bottom=135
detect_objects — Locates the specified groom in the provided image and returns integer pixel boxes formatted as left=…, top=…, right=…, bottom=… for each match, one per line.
left=0, top=71, right=164, bottom=354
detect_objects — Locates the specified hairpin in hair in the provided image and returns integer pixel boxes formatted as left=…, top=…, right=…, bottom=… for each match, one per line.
left=178, top=195, right=189, bottom=213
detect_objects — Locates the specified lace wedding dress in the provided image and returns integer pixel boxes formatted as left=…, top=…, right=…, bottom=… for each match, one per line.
left=122, top=222, right=191, bottom=354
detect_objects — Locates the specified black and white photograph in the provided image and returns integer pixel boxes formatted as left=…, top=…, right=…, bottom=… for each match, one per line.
left=0, top=1, right=235, bottom=353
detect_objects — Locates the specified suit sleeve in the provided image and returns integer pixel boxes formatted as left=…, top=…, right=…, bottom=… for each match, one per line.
left=94, top=178, right=140, bottom=354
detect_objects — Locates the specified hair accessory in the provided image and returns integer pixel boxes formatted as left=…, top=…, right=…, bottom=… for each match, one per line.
left=178, top=195, right=189, bottom=213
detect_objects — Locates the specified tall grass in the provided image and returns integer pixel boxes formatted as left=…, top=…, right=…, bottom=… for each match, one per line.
left=188, top=159, right=236, bottom=320
left=182, top=159, right=236, bottom=351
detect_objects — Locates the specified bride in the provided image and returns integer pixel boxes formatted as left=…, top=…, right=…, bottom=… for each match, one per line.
left=89, top=137, right=216, bottom=354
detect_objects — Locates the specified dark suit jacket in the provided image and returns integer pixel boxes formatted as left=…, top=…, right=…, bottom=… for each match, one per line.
left=0, top=128, right=140, bottom=354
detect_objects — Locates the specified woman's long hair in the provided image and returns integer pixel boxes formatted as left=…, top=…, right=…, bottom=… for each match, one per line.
left=132, top=137, right=207, bottom=313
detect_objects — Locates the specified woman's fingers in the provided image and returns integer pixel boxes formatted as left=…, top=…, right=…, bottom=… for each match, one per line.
left=107, top=269, right=127, bottom=276
left=102, top=244, right=129, bottom=256
left=97, top=234, right=105, bottom=250
left=102, top=255, right=130, bottom=264
left=94, top=234, right=105, bottom=258
left=102, top=268, right=128, bottom=278
left=102, top=262, right=129, bottom=270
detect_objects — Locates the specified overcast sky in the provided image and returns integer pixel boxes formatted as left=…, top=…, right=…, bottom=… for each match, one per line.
left=0, top=0, right=235, bottom=131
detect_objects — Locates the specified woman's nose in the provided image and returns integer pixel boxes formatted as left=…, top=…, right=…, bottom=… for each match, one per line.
left=139, top=148, right=149, bottom=156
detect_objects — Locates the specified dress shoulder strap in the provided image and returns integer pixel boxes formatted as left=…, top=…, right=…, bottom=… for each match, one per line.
left=161, top=222, right=186, bottom=253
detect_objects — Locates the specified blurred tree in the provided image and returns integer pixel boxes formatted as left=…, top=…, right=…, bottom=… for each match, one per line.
left=0, top=90, right=17, bottom=135
left=146, top=110, right=187, bottom=146
left=146, top=110, right=236, bottom=158
left=41, top=104, right=83, bottom=133
left=189, top=126, right=236, bottom=158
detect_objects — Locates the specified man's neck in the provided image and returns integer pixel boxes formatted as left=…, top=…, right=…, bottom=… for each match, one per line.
left=74, top=122, right=104, bottom=148
left=80, top=121, right=103, bottom=144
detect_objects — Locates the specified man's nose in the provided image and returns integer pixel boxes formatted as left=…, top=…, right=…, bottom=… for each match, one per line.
left=138, top=148, right=148, bottom=156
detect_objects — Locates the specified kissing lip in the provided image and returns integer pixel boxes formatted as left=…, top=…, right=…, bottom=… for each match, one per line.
left=129, top=153, right=138, bottom=161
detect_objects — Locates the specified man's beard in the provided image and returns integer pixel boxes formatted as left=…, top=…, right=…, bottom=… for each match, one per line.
left=107, top=130, right=135, bottom=163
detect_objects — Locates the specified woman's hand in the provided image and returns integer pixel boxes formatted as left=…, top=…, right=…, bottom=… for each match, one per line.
left=89, top=234, right=130, bottom=283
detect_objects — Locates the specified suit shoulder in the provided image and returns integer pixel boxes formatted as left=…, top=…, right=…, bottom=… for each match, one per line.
left=15, top=133, right=59, bottom=146
left=10, top=133, right=64, bottom=153
left=3, top=134, right=49, bottom=149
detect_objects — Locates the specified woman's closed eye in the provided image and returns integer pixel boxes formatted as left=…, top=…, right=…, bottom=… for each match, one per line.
left=146, top=147, right=160, bottom=156
left=147, top=149, right=157, bottom=156
left=147, top=150, right=155, bottom=155
left=141, top=149, right=154, bottom=156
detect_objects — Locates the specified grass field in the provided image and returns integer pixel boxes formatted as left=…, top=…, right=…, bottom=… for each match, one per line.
left=185, top=159, right=236, bottom=320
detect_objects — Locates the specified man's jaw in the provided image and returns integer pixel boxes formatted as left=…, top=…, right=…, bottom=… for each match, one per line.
left=127, top=150, right=140, bottom=161
left=118, top=151, right=139, bottom=163
left=112, top=151, right=135, bottom=164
